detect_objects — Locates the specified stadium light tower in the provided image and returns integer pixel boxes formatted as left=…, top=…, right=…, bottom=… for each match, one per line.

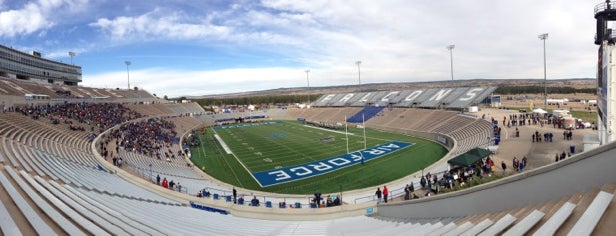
left=125, top=61, right=131, bottom=90
left=539, top=33, right=548, bottom=110
left=68, top=51, right=75, bottom=65
left=446, top=45, right=455, bottom=81
left=355, top=60, right=362, bottom=87
left=305, top=69, right=311, bottom=105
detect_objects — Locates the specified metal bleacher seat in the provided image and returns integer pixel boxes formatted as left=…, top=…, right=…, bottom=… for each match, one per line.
left=18, top=171, right=111, bottom=236
left=416, top=222, right=444, bottom=235
left=503, top=209, right=545, bottom=236
left=46, top=180, right=144, bottom=235
left=427, top=221, right=456, bottom=236
left=478, top=214, right=517, bottom=236
left=532, top=202, right=576, bottom=236
left=2, top=136, right=20, bottom=168
left=4, top=166, right=83, bottom=235
left=32, top=175, right=129, bottom=236
left=0, top=167, right=55, bottom=235
left=443, top=221, right=474, bottom=236
left=567, top=191, right=614, bottom=236
left=0, top=174, right=22, bottom=236
left=62, top=184, right=164, bottom=236
left=461, top=218, right=494, bottom=236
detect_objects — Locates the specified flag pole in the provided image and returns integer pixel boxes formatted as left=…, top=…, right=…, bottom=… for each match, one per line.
left=345, top=115, right=349, bottom=154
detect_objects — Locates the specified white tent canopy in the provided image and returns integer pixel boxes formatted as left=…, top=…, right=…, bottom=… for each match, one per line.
left=532, top=108, right=548, bottom=114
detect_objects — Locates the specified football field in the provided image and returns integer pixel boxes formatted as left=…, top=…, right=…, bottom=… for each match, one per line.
left=190, top=120, right=447, bottom=194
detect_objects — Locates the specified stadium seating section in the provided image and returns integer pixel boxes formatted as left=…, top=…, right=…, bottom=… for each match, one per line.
left=0, top=80, right=614, bottom=235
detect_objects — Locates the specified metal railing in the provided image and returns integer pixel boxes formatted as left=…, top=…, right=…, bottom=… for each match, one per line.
left=595, top=1, right=616, bottom=14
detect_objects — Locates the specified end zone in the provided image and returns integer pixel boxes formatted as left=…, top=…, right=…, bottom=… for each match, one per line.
left=252, top=141, right=413, bottom=187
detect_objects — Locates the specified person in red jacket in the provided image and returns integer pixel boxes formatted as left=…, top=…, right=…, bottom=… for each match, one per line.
left=162, top=177, right=168, bottom=188
left=383, top=185, right=389, bottom=203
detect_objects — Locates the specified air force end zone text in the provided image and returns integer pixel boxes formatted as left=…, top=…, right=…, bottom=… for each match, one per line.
left=253, top=141, right=412, bottom=187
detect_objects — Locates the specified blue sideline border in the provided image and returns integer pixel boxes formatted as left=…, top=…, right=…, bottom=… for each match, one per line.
left=252, top=141, right=413, bottom=187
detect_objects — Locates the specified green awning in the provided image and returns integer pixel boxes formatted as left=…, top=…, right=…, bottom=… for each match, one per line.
left=447, top=148, right=492, bottom=167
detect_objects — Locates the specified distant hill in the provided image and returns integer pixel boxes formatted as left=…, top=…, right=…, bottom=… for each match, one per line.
left=185, top=78, right=595, bottom=99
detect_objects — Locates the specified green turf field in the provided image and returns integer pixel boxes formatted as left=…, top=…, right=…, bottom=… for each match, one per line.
left=190, top=120, right=447, bottom=194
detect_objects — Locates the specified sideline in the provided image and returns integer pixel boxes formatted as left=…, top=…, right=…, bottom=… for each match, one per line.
left=214, top=133, right=233, bottom=154
left=211, top=129, right=262, bottom=186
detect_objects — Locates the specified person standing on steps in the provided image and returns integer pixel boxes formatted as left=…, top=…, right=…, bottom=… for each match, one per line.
left=383, top=185, right=389, bottom=203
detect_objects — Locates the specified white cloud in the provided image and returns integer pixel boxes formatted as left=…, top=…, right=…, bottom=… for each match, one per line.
left=83, top=65, right=399, bottom=97
left=89, top=9, right=231, bottom=42
left=8, top=0, right=599, bottom=97
left=0, top=0, right=88, bottom=37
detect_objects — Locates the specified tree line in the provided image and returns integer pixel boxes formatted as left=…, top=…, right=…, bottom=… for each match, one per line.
left=494, top=86, right=595, bottom=95
left=194, top=94, right=322, bottom=106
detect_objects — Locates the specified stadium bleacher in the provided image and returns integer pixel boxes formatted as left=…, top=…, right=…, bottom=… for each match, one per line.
left=346, top=106, right=385, bottom=123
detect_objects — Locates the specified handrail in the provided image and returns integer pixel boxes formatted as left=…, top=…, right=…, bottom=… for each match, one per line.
left=595, top=1, right=616, bottom=14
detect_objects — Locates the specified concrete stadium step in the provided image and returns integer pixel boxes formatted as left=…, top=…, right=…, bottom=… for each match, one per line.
left=426, top=222, right=456, bottom=236
left=477, top=214, right=516, bottom=236
left=532, top=202, right=576, bottom=236
left=556, top=188, right=600, bottom=234
left=443, top=221, right=474, bottom=236
left=502, top=209, right=545, bottom=236
left=460, top=218, right=493, bottom=236
left=592, top=184, right=616, bottom=236
left=567, top=190, right=614, bottom=235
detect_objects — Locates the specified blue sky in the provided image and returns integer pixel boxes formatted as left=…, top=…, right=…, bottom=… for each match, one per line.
left=0, top=0, right=599, bottom=97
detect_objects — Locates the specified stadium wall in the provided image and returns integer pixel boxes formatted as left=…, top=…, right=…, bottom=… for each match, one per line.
left=376, top=140, right=616, bottom=219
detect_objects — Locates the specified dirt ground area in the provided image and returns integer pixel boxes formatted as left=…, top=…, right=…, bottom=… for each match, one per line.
left=478, top=108, right=597, bottom=173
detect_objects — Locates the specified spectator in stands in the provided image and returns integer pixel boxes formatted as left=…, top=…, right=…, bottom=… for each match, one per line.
left=251, top=196, right=260, bottom=206
left=404, top=184, right=411, bottom=200
left=420, top=176, right=427, bottom=189
left=333, top=196, right=340, bottom=206
left=162, top=177, right=168, bottom=188
left=375, top=187, right=382, bottom=203
left=383, top=186, right=389, bottom=203
left=156, top=174, right=160, bottom=185
left=233, top=187, right=237, bottom=204
left=201, top=189, right=211, bottom=197
left=314, top=191, right=322, bottom=207
left=555, top=153, right=560, bottom=162
left=501, top=161, right=507, bottom=175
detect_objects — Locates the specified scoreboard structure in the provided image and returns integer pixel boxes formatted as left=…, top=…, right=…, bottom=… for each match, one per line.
left=595, top=1, right=616, bottom=144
